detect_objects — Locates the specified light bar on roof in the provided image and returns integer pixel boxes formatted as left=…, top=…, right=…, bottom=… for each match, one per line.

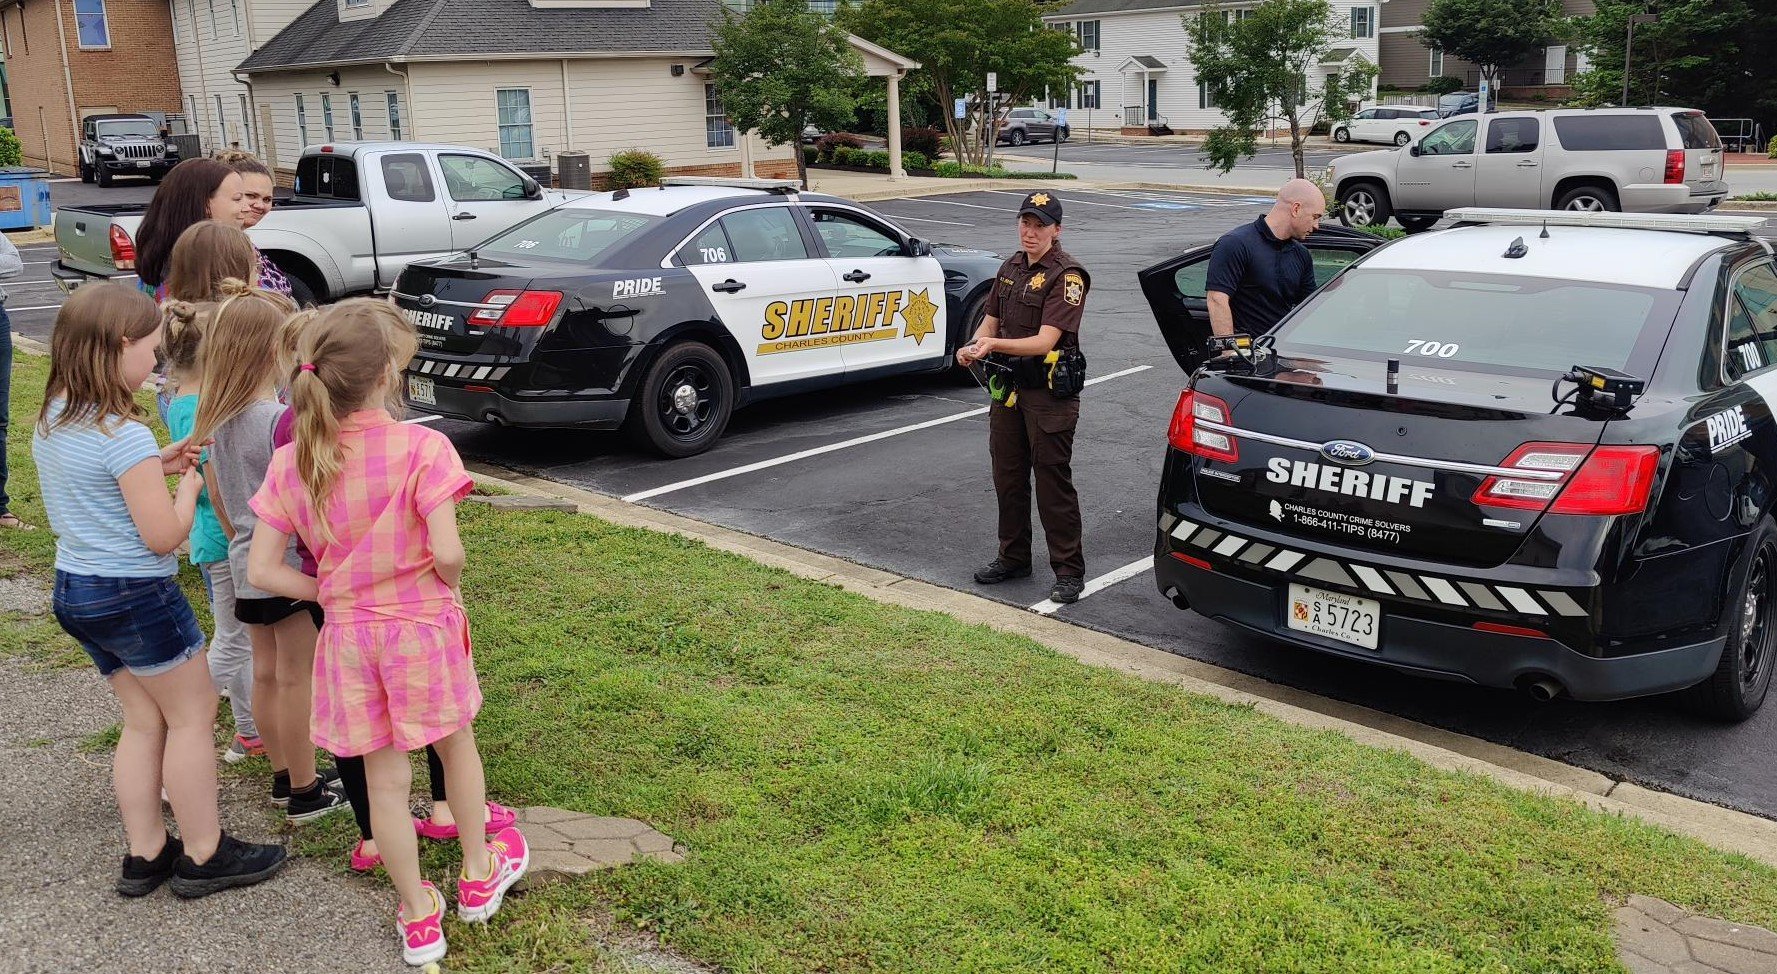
left=659, top=176, right=803, bottom=192
left=1445, top=207, right=1768, bottom=236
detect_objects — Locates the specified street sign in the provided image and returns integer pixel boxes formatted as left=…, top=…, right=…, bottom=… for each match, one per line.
left=1057, top=108, right=1068, bottom=126
left=986, top=72, right=998, bottom=93
left=954, top=98, right=966, bottom=120
left=1478, top=78, right=1492, bottom=114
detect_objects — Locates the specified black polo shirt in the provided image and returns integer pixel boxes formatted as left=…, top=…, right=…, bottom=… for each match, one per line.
left=1205, top=216, right=1316, bottom=334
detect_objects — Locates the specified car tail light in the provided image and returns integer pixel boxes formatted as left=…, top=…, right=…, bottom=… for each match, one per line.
left=1664, top=149, right=1686, bottom=184
left=467, top=289, right=564, bottom=328
left=1170, top=551, right=1213, bottom=572
left=1473, top=621, right=1548, bottom=639
left=109, top=225, right=136, bottom=270
left=1167, top=390, right=1238, bottom=463
left=1472, top=442, right=1660, bottom=516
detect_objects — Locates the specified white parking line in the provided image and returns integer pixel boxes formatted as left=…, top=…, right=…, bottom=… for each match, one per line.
left=1028, top=555, right=1155, bottom=615
left=878, top=213, right=974, bottom=227
left=919, top=198, right=1018, bottom=212
left=623, top=364, right=1153, bottom=503
left=984, top=190, right=1146, bottom=211
left=7, top=303, right=65, bottom=313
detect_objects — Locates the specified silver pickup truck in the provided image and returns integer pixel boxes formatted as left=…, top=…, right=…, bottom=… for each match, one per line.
left=54, top=142, right=584, bottom=302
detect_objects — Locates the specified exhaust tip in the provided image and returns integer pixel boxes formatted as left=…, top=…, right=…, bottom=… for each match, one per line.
left=1162, top=586, right=1190, bottom=611
left=1519, top=675, right=1565, bottom=703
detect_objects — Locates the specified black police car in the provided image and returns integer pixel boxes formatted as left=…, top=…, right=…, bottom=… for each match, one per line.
left=1142, top=208, right=1777, bottom=720
left=393, top=177, right=1002, bottom=457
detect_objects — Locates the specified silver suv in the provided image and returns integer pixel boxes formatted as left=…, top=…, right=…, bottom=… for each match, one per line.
left=1327, top=107, right=1728, bottom=232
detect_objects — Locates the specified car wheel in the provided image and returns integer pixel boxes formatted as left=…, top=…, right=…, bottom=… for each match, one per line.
left=1393, top=131, right=1412, bottom=147
left=1332, top=127, right=1351, bottom=143
left=1010, top=129, right=1027, bottom=147
left=1058, top=127, right=1071, bottom=143
left=79, top=160, right=93, bottom=184
left=1397, top=214, right=1439, bottom=233
left=285, top=273, right=318, bottom=308
left=1337, top=182, right=1392, bottom=228
left=627, top=340, right=734, bottom=458
left=95, top=166, right=112, bottom=188
left=1683, top=517, right=1777, bottom=721
left=949, top=292, right=989, bottom=383
left=1555, top=185, right=1619, bottom=213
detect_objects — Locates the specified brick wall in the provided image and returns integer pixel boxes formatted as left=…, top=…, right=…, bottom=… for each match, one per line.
left=1, top=0, right=181, bottom=174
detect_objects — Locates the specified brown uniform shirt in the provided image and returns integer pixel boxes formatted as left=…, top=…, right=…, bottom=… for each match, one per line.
left=984, top=246, right=1089, bottom=349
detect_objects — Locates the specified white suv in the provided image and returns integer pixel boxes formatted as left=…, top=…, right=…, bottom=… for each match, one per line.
left=1327, top=107, right=1729, bottom=232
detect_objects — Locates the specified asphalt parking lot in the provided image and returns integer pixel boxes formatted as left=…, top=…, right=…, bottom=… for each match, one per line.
left=14, top=178, right=1777, bottom=821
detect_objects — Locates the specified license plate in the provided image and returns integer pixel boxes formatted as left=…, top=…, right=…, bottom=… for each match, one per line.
left=135, top=160, right=150, bottom=168
left=1287, top=583, right=1380, bottom=650
left=407, top=374, right=435, bottom=407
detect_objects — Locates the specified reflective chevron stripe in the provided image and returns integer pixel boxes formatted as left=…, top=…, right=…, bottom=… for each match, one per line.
left=1159, top=515, right=1588, bottom=618
left=410, top=359, right=510, bottom=381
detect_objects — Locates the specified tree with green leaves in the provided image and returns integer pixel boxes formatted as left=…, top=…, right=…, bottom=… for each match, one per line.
left=1418, top=0, right=1566, bottom=94
left=709, top=0, right=865, bottom=187
left=1188, top=0, right=1377, bottom=178
left=1567, top=0, right=1773, bottom=125
left=841, top=0, right=1079, bottom=167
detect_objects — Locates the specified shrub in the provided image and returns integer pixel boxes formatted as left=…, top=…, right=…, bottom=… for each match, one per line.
left=860, top=150, right=890, bottom=169
left=1423, top=75, right=1464, bottom=95
left=606, top=149, right=664, bottom=190
left=902, top=150, right=931, bottom=170
left=816, top=132, right=865, bottom=163
left=1768, top=134, right=1777, bottom=158
left=901, top=127, right=943, bottom=158
left=1358, top=224, right=1408, bottom=240
left=932, top=161, right=1076, bottom=180
left=832, top=146, right=861, bottom=166
left=0, top=127, right=21, bottom=168
left=802, top=145, right=818, bottom=166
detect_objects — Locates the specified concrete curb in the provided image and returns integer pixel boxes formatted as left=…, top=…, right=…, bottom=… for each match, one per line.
left=460, top=461, right=1777, bottom=871
left=835, top=177, right=1084, bottom=203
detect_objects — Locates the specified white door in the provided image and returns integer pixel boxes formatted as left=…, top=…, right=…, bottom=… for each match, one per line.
left=1395, top=118, right=1478, bottom=211
left=366, top=151, right=455, bottom=283
left=676, top=205, right=844, bottom=387
left=803, top=205, right=950, bottom=375
left=1346, top=109, right=1378, bottom=141
left=1544, top=45, right=1567, bottom=85
left=436, top=153, right=550, bottom=251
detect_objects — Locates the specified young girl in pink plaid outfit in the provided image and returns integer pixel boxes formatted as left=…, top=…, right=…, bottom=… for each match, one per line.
left=244, top=299, right=527, bottom=967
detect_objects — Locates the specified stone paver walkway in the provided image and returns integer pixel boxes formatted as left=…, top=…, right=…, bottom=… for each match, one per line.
left=1617, top=895, right=1777, bottom=973
left=516, top=806, right=685, bottom=888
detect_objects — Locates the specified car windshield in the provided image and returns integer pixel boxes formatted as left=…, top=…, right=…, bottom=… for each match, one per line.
left=478, top=207, right=660, bottom=263
left=1438, top=93, right=1471, bottom=108
left=96, top=120, right=158, bottom=139
left=1274, top=269, right=1679, bottom=377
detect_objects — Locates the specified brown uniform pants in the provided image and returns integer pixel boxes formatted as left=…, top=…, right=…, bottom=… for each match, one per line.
left=989, top=388, right=1084, bottom=578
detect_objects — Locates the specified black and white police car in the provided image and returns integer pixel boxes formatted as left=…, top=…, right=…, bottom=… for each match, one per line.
left=1142, top=207, right=1777, bottom=720
left=393, top=177, right=1001, bottom=456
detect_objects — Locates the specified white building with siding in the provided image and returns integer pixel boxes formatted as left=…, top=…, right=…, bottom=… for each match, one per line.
left=237, top=0, right=916, bottom=184
left=171, top=0, right=311, bottom=155
left=1044, top=0, right=1381, bottom=134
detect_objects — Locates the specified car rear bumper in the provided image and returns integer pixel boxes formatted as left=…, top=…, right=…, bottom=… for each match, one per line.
left=1620, top=183, right=1728, bottom=214
left=51, top=259, right=128, bottom=295
left=404, top=374, right=629, bottom=429
left=1154, top=551, right=1724, bottom=700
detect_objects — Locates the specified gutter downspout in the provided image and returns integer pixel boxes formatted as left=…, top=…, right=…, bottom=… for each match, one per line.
left=384, top=61, right=413, bottom=139
left=52, top=0, right=78, bottom=173
left=560, top=58, right=570, bottom=153
left=232, top=71, right=257, bottom=159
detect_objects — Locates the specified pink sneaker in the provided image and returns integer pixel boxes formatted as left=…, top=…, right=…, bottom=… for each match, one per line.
left=415, top=801, right=518, bottom=841
left=455, top=826, right=529, bottom=923
left=398, top=882, right=447, bottom=966
left=349, top=839, right=382, bottom=873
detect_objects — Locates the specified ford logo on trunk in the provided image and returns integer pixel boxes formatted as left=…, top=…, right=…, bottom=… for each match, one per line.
left=417, top=293, right=438, bottom=308
left=1321, top=440, right=1375, bottom=465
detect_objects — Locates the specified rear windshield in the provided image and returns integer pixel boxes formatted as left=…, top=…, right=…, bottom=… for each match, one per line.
left=1671, top=112, right=1722, bottom=149
left=1274, top=269, right=1678, bottom=377
left=1553, top=114, right=1665, bottom=151
left=478, top=207, right=660, bottom=263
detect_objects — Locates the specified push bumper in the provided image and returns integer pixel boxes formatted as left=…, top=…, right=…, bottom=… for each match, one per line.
left=1153, top=550, right=1725, bottom=702
left=96, top=158, right=176, bottom=179
left=405, top=376, right=629, bottom=430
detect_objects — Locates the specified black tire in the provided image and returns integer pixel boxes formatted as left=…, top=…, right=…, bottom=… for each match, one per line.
left=948, top=292, right=989, bottom=383
left=79, top=159, right=93, bottom=184
left=1554, top=184, right=1619, bottom=213
left=95, top=166, right=112, bottom=188
left=1332, top=127, right=1351, bottom=143
left=1009, top=129, right=1027, bottom=147
left=285, top=273, right=318, bottom=308
left=1393, top=131, right=1412, bottom=147
left=1397, top=214, right=1439, bottom=233
left=1057, top=127, right=1071, bottom=143
left=1683, top=518, right=1777, bottom=722
left=625, top=341, right=734, bottom=458
left=1337, top=181, right=1392, bottom=228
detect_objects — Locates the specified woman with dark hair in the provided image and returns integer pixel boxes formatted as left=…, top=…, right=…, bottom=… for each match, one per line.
left=214, top=150, right=297, bottom=301
left=135, top=158, right=247, bottom=299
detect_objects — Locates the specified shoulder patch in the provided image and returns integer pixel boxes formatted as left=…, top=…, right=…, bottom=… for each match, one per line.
left=1063, top=271, right=1085, bottom=307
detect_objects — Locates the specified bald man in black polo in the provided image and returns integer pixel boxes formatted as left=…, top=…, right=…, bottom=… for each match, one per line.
left=1205, top=179, right=1326, bottom=339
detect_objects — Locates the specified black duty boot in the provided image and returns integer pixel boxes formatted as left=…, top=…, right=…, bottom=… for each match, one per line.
left=1050, top=576, right=1085, bottom=604
left=974, top=559, right=1033, bottom=585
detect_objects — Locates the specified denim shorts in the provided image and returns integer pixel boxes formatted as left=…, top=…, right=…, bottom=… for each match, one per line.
left=53, top=572, right=205, bottom=678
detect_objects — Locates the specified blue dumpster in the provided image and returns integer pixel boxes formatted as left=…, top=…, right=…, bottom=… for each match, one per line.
left=0, top=167, right=53, bottom=230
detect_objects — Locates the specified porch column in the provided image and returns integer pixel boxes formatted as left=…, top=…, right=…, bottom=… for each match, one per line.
left=887, top=71, right=905, bottom=179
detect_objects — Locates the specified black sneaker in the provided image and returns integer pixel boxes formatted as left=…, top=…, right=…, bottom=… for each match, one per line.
left=169, top=833, right=287, bottom=899
left=117, top=834, right=183, bottom=897
left=1050, top=575, right=1085, bottom=604
left=287, top=782, right=350, bottom=824
left=271, top=766, right=341, bottom=807
left=974, top=559, right=1032, bottom=585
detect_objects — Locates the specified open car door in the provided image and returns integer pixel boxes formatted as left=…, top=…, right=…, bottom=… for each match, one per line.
left=1136, top=226, right=1385, bottom=373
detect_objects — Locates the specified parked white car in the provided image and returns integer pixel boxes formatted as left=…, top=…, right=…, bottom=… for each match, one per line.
left=1332, top=106, right=1443, bottom=147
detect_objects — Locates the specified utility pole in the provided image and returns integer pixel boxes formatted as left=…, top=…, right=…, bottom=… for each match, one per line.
left=1622, top=13, right=1658, bottom=106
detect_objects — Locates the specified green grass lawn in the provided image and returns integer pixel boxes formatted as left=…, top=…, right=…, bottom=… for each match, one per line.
left=7, top=351, right=1777, bottom=973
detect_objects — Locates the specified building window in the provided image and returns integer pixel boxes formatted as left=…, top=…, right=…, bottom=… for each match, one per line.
left=215, top=93, right=227, bottom=147
left=230, top=0, right=241, bottom=35
left=239, top=94, right=253, bottom=151
left=1350, top=6, right=1374, bottom=38
left=1199, top=81, right=1219, bottom=110
left=295, top=94, right=309, bottom=147
left=1076, top=80, right=1100, bottom=110
left=1429, top=46, right=1444, bottom=78
left=1076, top=19, right=1099, bottom=52
left=321, top=93, right=334, bottom=141
left=349, top=93, right=363, bottom=140
left=207, top=0, right=218, bottom=38
left=704, top=84, right=734, bottom=149
left=386, top=91, right=404, bottom=140
left=344, top=0, right=370, bottom=5
left=73, top=0, right=109, bottom=48
left=495, top=88, right=534, bottom=160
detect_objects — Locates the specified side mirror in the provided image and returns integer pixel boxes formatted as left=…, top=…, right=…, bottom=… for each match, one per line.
left=1408, top=144, right=1421, bottom=157
left=522, top=177, right=543, bottom=200
left=905, top=238, right=933, bottom=257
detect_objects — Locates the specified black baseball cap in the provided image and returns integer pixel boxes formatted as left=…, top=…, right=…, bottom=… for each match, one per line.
left=1018, top=191, right=1063, bottom=226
